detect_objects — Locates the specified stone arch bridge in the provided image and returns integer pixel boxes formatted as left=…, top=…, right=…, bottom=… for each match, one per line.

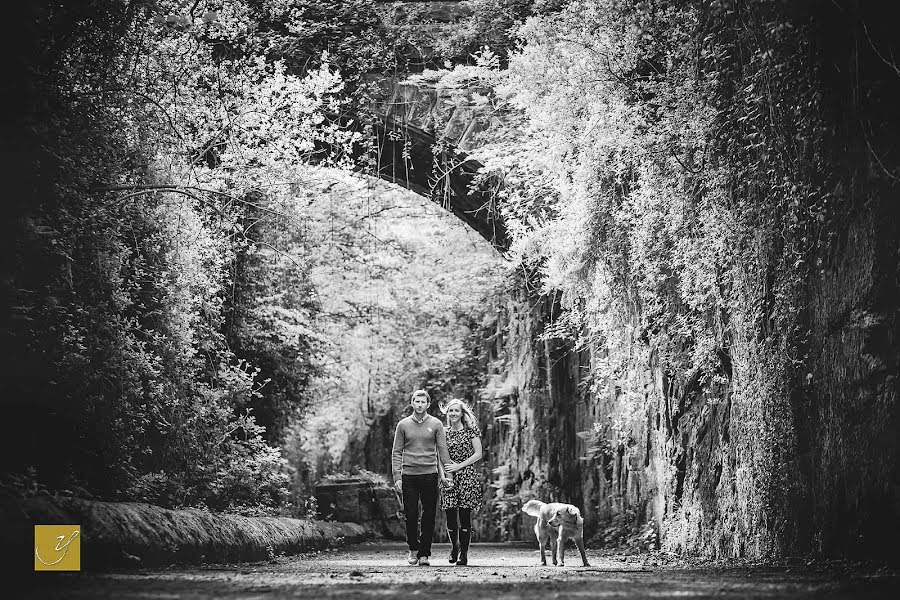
left=327, top=2, right=511, bottom=250
left=358, top=115, right=508, bottom=250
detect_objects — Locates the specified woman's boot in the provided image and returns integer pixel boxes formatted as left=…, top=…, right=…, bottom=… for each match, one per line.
left=447, top=528, right=459, bottom=563
left=456, top=529, right=470, bottom=566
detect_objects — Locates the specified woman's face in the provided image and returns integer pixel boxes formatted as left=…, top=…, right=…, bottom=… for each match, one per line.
left=446, top=404, right=462, bottom=422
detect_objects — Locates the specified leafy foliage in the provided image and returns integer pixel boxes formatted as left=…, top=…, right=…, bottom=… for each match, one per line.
left=1, top=0, right=357, bottom=512
left=211, top=0, right=394, bottom=104
left=282, top=177, right=506, bottom=480
left=3, top=0, right=513, bottom=512
left=423, top=0, right=899, bottom=552
left=423, top=0, right=848, bottom=392
left=388, top=0, right=569, bottom=69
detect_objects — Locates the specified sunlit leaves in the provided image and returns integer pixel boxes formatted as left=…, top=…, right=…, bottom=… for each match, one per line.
left=11, top=0, right=356, bottom=510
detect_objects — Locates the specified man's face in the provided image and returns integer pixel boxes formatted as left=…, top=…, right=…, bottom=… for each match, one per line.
left=411, top=395, right=429, bottom=414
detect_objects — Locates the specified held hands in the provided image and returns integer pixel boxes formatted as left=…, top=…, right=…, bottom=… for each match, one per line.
left=394, top=479, right=402, bottom=493
left=440, top=476, right=454, bottom=489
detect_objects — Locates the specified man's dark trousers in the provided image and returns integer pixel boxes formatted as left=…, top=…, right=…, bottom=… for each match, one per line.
left=402, top=473, right=439, bottom=558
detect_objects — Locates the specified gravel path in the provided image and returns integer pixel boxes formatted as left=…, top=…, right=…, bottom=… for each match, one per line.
left=25, top=541, right=899, bottom=599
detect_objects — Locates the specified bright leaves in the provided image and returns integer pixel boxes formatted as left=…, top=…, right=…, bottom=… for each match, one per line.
left=7, top=0, right=363, bottom=513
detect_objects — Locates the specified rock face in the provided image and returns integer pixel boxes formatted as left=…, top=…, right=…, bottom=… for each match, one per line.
left=314, top=478, right=405, bottom=540
left=802, top=202, right=899, bottom=558
left=370, top=74, right=498, bottom=153
left=357, top=180, right=896, bottom=560
left=370, top=2, right=501, bottom=151
left=473, top=288, right=593, bottom=544
left=460, top=193, right=898, bottom=560
left=358, top=1, right=899, bottom=560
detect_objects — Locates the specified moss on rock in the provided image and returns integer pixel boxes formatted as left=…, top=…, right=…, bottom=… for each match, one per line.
left=5, top=495, right=371, bottom=570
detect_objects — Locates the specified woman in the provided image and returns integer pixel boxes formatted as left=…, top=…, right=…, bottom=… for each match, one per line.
left=438, top=398, right=483, bottom=566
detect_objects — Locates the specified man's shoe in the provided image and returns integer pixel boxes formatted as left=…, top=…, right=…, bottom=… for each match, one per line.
left=417, top=556, right=430, bottom=566
left=407, top=550, right=418, bottom=565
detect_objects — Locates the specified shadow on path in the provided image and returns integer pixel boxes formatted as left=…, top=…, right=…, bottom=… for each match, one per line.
left=25, top=542, right=900, bottom=599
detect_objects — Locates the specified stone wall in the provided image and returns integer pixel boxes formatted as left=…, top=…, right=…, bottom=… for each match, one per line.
left=314, top=478, right=405, bottom=540
left=356, top=0, right=899, bottom=559
left=803, top=196, right=899, bottom=558
left=460, top=190, right=898, bottom=559
left=353, top=186, right=897, bottom=560
left=369, top=2, right=500, bottom=149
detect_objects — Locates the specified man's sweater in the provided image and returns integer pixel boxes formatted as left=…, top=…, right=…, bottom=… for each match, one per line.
left=391, top=414, right=452, bottom=480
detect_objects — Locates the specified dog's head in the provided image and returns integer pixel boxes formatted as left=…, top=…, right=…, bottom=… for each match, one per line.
left=548, top=505, right=582, bottom=528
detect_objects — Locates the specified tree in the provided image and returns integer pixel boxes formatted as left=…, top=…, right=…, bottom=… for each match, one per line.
left=1, top=0, right=349, bottom=512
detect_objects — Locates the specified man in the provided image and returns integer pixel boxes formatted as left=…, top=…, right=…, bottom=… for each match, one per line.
left=392, top=389, right=454, bottom=566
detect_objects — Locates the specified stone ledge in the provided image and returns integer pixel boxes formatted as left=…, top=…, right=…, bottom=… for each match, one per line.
left=4, top=495, right=373, bottom=571
left=315, top=478, right=406, bottom=539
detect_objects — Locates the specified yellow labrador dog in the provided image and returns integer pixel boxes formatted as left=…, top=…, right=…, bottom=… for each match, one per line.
left=522, top=500, right=590, bottom=567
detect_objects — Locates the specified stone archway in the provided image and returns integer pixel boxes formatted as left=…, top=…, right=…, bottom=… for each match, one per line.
left=365, top=116, right=508, bottom=250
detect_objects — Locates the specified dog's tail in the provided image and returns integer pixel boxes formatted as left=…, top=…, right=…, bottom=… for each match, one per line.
left=522, top=499, right=545, bottom=517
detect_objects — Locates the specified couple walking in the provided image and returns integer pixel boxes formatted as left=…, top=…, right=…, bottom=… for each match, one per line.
left=391, top=389, right=483, bottom=566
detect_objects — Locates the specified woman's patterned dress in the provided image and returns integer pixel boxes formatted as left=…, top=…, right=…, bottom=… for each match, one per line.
left=440, top=425, right=482, bottom=510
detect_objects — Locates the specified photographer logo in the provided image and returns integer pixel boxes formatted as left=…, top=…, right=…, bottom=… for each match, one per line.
left=34, top=525, right=81, bottom=571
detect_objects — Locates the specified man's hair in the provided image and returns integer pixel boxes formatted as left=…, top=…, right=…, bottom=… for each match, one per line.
left=410, top=389, right=431, bottom=404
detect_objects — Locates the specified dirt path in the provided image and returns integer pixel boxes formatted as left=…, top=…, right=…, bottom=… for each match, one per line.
left=26, top=541, right=899, bottom=599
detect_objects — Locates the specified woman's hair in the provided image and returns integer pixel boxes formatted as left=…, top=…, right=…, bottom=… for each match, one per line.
left=410, top=389, right=431, bottom=404
left=444, top=398, right=478, bottom=430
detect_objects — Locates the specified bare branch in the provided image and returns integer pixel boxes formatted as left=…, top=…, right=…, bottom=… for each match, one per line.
left=254, top=239, right=305, bottom=269
left=862, top=21, right=900, bottom=79
left=73, top=87, right=185, bottom=141
left=861, top=120, right=899, bottom=183
left=669, top=148, right=703, bottom=175
left=95, top=184, right=301, bottom=223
